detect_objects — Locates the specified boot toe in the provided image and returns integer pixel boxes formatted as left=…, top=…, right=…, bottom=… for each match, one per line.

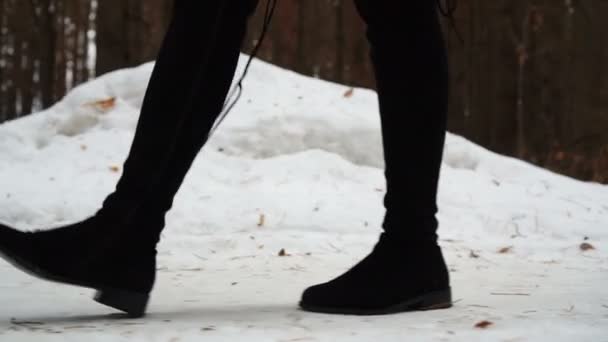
left=300, top=281, right=356, bottom=312
left=300, top=283, right=330, bottom=309
left=0, top=223, right=45, bottom=277
left=0, top=223, right=28, bottom=257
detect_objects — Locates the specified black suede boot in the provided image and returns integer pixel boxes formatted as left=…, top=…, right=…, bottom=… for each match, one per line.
left=0, top=217, right=156, bottom=317
left=0, top=0, right=257, bottom=317
left=300, top=233, right=451, bottom=315
left=300, top=1, right=452, bottom=314
left=128, top=0, right=259, bottom=244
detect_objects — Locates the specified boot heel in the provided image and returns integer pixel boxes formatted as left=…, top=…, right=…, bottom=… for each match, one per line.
left=94, top=288, right=150, bottom=318
left=416, top=288, right=453, bottom=311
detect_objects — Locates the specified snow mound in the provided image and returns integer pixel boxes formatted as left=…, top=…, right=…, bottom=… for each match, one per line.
left=0, top=55, right=606, bottom=341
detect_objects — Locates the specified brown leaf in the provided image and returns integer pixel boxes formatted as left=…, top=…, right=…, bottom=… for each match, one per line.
left=87, top=97, right=116, bottom=112
left=580, top=242, right=595, bottom=251
left=343, top=88, right=354, bottom=98
left=109, top=165, right=120, bottom=173
left=80, top=144, right=87, bottom=151
left=257, top=214, right=265, bottom=227
left=474, top=320, right=494, bottom=329
left=498, top=246, right=513, bottom=254
left=278, top=248, right=290, bottom=257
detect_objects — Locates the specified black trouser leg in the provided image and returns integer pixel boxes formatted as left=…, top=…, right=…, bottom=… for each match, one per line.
left=354, top=0, right=449, bottom=241
left=101, top=1, right=258, bottom=224
left=135, top=1, right=259, bottom=242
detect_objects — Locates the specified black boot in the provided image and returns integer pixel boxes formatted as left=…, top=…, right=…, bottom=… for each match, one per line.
left=99, top=0, right=232, bottom=218
left=300, top=1, right=451, bottom=314
left=129, top=0, right=260, bottom=244
left=0, top=0, right=256, bottom=317
left=299, top=233, right=451, bottom=314
left=0, top=217, right=155, bottom=317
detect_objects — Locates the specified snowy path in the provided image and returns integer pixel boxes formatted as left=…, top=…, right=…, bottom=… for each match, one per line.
left=1, top=232, right=606, bottom=341
left=0, top=56, right=607, bottom=341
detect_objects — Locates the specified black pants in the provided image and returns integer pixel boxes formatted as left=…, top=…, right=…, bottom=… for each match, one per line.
left=102, top=0, right=448, bottom=242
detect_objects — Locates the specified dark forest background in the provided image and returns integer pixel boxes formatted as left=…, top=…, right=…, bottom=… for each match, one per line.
left=1, top=0, right=607, bottom=183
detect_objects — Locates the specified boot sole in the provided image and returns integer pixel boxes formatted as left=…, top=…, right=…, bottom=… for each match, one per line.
left=299, top=288, right=453, bottom=315
left=0, top=248, right=149, bottom=318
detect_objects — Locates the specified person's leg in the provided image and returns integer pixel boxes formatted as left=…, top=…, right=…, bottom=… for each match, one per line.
left=100, top=0, right=240, bottom=220
left=0, top=0, right=258, bottom=317
left=300, top=0, right=452, bottom=314
left=360, top=0, right=449, bottom=240
left=130, top=0, right=261, bottom=246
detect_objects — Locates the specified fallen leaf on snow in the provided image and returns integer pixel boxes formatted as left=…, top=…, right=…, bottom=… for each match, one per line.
left=474, top=320, right=494, bottom=329
left=580, top=242, right=595, bottom=251
left=109, top=165, right=120, bottom=173
left=498, top=246, right=513, bottom=254
left=469, top=250, right=480, bottom=258
left=278, top=248, right=290, bottom=257
left=257, top=214, right=265, bottom=227
left=343, top=88, right=354, bottom=98
left=86, top=97, right=116, bottom=112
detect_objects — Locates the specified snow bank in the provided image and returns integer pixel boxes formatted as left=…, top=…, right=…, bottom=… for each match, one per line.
left=0, top=55, right=606, bottom=341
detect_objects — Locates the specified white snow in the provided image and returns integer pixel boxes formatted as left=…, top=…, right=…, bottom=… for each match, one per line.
left=0, top=55, right=607, bottom=341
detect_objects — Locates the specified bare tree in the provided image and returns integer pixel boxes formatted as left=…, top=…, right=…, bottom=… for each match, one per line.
left=96, top=0, right=172, bottom=76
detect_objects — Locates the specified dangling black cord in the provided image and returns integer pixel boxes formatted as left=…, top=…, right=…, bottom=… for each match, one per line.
left=437, top=0, right=463, bottom=43
left=207, top=0, right=278, bottom=139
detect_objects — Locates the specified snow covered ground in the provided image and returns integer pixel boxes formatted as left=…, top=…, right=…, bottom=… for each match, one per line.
left=0, top=55, right=607, bottom=341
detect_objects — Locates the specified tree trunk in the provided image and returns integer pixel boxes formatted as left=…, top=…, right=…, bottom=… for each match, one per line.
left=96, top=0, right=172, bottom=76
